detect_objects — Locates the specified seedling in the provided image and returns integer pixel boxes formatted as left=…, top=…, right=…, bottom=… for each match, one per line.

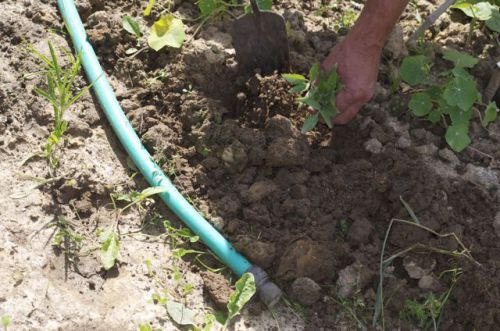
left=283, top=64, right=342, bottom=133
left=400, top=50, right=498, bottom=152
left=451, top=1, right=500, bottom=33
left=99, top=186, right=168, bottom=270
left=50, top=216, right=83, bottom=255
left=122, top=15, right=142, bottom=54
left=2, top=314, right=10, bottom=331
left=222, top=272, right=256, bottom=330
left=372, top=201, right=479, bottom=329
left=22, top=38, right=93, bottom=174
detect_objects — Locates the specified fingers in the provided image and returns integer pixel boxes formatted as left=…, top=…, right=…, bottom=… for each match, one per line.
left=333, top=87, right=374, bottom=125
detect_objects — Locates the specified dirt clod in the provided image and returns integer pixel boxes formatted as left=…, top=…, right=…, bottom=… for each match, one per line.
left=291, top=277, right=322, bottom=306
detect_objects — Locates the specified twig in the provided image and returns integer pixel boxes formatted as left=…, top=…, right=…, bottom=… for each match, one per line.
left=409, top=0, right=457, bottom=44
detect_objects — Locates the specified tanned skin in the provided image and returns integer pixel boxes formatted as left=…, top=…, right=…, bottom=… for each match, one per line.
left=322, top=0, right=409, bottom=124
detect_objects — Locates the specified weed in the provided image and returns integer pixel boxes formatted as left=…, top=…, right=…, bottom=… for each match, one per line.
left=283, top=64, right=342, bottom=133
left=1, top=314, right=10, bottom=331
left=400, top=50, right=498, bottom=152
left=451, top=1, right=500, bottom=33
left=50, top=216, right=83, bottom=257
left=22, top=38, right=93, bottom=174
left=330, top=296, right=367, bottom=330
left=98, top=186, right=168, bottom=270
left=339, top=219, right=350, bottom=236
left=222, top=272, right=256, bottom=330
left=372, top=201, right=479, bottom=329
left=122, top=15, right=142, bottom=54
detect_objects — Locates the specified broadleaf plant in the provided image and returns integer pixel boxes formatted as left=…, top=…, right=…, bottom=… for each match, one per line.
left=223, top=272, right=256, bottom=330
left=451, top=1, right=500, bottom=32
left=283, top=64, right=342, bottom=133
left=400, top=49, right=498, bottom=152
left=148, top=14, right=186, bottom=51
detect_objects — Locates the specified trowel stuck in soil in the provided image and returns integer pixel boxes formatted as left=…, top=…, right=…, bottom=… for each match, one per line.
left=231, top=0, right=290, bottom=74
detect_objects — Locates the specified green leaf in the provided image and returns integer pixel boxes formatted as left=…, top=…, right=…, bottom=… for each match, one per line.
left=443, top=75, right=478, bottom=111
left=483, top=101, right=498, bottom=126
left=301, top=113, right=319, bottom=133
left=427, top=109, right=442, bottom=124
left=289, top=82, right=308, bottom=94
left=166, top=301, right=197, bottom=326
left=452, top=1, right=494, bottom=20
left=2, top=314, right=10, bottom=328
left=138, top=323, right=153, bottom=331
left=486, top=10, right=500, bottom=32
left=400, top=55, right=429, bottom=86
left=148, top=14, right=186, bottom=51
left=309, top=63, right=320, bottom=81
left=409, top=92, right=433, bottom=117
left=445, top=124, right=471, bottom=152
left=143, top=0, right=156, bottom=16
left=140, top=186, right=168, bottom=199
left=226, top=273, right=256, bottom=323
left=100, top=228, right=120, bottom=270
left=449, top=108, right=473, bottom=125
left=197, top=0, right=221, bottom=17
left=122, top=16, right=141, bottom=38
left=298, top=96, right=321, bottom=110
left=319, top=102, right=337, bottom=128
left=244, top=0, right=273, bottom=13
left=282, top=73, right=307, bottom=85
left=442, top=50, right=478, bottom=68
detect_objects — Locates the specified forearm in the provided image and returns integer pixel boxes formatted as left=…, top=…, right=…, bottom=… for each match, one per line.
left=349, top=0, right=409, bottom=48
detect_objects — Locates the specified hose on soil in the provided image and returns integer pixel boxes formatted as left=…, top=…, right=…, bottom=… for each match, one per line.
left=56, top=0, right=282, bottom=307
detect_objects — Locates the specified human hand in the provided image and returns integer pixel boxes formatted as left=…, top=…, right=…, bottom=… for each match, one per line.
left=321, top=36, right=382, bottom=124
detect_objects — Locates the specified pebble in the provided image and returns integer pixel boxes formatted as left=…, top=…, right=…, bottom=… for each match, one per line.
left=418, top=275, right=441, bottom=292
left=246, top=180, right=279, bottom=203
left=396, top=135, right=412, bottom=149
left=364, top=138, right=383, bottom=154
left=413, top=144, right=438, bottom=156
left=336, top=262, right=371, bottom=298
left=291, top=277, right=322, bottom=306
left=438, top=148, right=460, bottom=166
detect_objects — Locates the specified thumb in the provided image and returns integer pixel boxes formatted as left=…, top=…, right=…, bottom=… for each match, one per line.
left=332, top=89, right=363, bottom=125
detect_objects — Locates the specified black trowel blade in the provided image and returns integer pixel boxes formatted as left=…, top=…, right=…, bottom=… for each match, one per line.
left=231, top=10, right=290, bottom=74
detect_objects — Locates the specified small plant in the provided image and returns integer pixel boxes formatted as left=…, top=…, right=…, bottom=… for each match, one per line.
left=451, top=1, right=500, bottom=33
left=400, top=50, right=498, bottom=152
left=122, top=15, right=142, bottom=54
left=99, top=186, right=168, bottom=270
left=1, top=314, right=10, bottom=331
left=22, top=39, right=93, bottom=174
left=50, top=216, right=84, bottom=258
left=283, top=64, right=342, bottom=133
left=222, top=272, right=256, bottom=330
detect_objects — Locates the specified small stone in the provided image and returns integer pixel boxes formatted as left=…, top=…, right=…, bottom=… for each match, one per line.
left=291, top=277, right=322, bottom=306
left=336, top=262, right=372, bottom=298
left=418, top=275, right=441, bottom=292
left=246, top=180, right=279, bottom=203
left=364, top=138, right=383, bottom=154
left=438, top=148, right=460, bottom=166
left=413, top=144, right=438, bottom=156
left=463, top=164, right=499, bottom=189
left=265, top=115, right=300, bottom=140
left=403, top=260, right=426, bottom=279
left=222, top=140, right=248, bottom=173
left=396, top=135, right=412, bottom=149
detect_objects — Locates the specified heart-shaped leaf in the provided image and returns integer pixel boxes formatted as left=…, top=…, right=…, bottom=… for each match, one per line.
left=443, top=50, right=478, bottom=68
left=409, top=92, right=433, bottom=117
left=400, top=55, right=429, bottom=86
left=148, top=14, right=185, bottom=51
left=166, top=301, right=197, bottom=326
left=445, top=124, right=471, bottom=152
left=443, top=75, right=478, bottom=111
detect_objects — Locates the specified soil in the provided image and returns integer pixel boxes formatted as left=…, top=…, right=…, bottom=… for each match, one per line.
left=1, top=0, right=499, bottom=330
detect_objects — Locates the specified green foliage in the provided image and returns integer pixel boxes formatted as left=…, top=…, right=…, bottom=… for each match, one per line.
left=100, top=227, right=120, bottom=270
left=148, top=14, right=186, bottom=51
left=400, top=294, right=444, bottom=330
left=399, top=55, right=430, bottom=86
left=22, top=38, right=93, bottom=173
left=123, top=15, right=142, bottom=39
left=166, top=300, right=197, bottom=326
left=143, top=0, right=156, bottom=16
left=452, top=1, right=500, bottom=32
left=2, top=314, right=10, bottom=330
left=400, top=50, right=497, bottom=152
left=283, top=64, right=342, bottom=133
left=223, top=273, right=256, bottom=329
left=50, top=216, right=83, bottom=254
